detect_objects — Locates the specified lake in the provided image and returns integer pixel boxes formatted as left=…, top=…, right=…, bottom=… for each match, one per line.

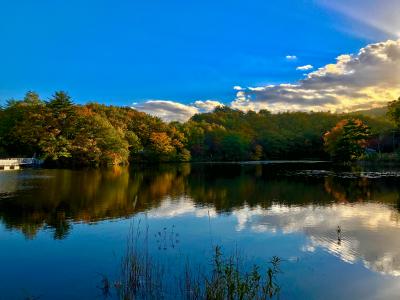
left=1, top=162, right=400, bottom=299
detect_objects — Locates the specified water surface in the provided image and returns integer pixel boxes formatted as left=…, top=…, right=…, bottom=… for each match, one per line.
left=1, top=163, right=400, bottom=299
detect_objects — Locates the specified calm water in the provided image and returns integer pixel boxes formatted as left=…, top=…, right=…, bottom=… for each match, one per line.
left=2, top=162, right=400, bottom=299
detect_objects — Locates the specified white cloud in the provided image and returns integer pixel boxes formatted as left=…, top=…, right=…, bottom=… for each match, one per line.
left=135, top=40, right=400, bottom=120
left=232, top=39, right=400, bottom=112
left=194, top=100, right=223, bottom=112
left=134, top=100, right=199, bottom=122
left=286, top=55, right=297, bottom=60
left=133, top=99, right=224, bottom=122
left=296, top=64, right=314, bottom=71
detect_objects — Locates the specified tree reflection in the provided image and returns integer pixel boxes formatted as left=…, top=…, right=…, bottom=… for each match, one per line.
left=0, top=163, right=400, bottom=239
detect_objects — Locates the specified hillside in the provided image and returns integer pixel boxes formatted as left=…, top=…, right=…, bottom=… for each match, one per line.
left=352, top=106, right=388, bottom=118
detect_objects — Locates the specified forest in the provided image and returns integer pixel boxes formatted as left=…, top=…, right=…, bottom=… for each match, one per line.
left=0, top=91, right=399, bottom=166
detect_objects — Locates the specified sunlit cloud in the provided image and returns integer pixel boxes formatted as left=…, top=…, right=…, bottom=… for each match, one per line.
left=232, top=39, right=400, bottom=113
left=134, top=100, right=199, bottom=122
left=133, top=99, right=223, bottom=122
left=135, top=39, right=400, bottom=121
left=194, top=100, right=223, bottom=112
left=296, top=64, right=313, bottom=71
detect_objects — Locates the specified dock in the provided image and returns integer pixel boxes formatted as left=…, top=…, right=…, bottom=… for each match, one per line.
left=0, top=158, right=42, bottom=170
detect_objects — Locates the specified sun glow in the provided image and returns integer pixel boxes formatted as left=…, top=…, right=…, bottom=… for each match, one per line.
left=319, top=0, right=400, bottom=38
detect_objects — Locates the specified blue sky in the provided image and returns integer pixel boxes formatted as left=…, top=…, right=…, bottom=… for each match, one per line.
left=0, top=0, right=399, bottom=120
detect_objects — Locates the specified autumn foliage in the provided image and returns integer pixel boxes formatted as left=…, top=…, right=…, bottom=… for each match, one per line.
left=0, top=91, right=190, bottom=166
left=323, top=118, right=370, bottom=161
left=0, top=91, right=396, bottom=165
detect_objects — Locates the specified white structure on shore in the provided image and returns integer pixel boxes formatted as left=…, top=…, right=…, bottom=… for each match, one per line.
left=0, top=158, right=42, bottom=170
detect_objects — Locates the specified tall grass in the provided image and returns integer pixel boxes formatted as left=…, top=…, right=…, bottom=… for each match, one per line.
left=115, top=221, right=166, bottom=299
left=202, top=246, right=281, bottom=300
left=101, top=221, right=282, bottom=300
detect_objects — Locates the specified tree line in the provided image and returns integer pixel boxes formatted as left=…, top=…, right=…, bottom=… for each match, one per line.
left=0, top=91, right=399, bottom=166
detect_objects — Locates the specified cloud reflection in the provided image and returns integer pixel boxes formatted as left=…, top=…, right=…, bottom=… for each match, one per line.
left=147, top=196, right=217, bottom=219
left=231, top=202, right=400, bottom=276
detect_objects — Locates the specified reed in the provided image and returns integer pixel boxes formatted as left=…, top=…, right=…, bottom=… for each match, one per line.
left=100, top=220, right=281, bottom=300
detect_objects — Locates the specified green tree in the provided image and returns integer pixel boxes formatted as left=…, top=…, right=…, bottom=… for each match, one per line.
left=323, top=118, right=370, bottom=162
left=47, top=91, right=73, bottom=111
left=220, top=133, right=250, bottom=161
left=2, top=93, right=51, bottom=157
left=70, top=106, right=129, bottom=166
left=387, top=97, right=400, bottom=127
left=125, top=131, right=143, bottom=157
left=1, top=90, right=395, bottom=165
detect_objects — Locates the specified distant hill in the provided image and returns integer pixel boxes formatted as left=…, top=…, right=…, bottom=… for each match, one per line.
left=351, top=106, right=388, bottom=118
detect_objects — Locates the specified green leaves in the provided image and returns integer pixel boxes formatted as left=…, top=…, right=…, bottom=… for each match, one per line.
left=0, top=91, right=193, bottom=165
left=387, top=97, right=400, bottom=127
left=324, top=118, right=371, bottom=162
left=0, top=91, right=397, bottom=164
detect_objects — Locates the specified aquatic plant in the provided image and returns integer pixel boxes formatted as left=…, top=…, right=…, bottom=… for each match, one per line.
left=203, top=246, right=281, bottom=300
left=101, top=221, right=281, bottom=299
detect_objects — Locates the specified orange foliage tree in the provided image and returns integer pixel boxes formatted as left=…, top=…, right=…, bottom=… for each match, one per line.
left=323, top=118, right=370, bottom=162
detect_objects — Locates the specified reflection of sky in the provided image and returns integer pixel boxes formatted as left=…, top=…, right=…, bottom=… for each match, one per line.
left=147, top=196, right=217, bottom=219
left=147, top=196, right=400, bottom=276
left=3, top=167, right=400, bottom=299
left=3, top=192, right=400, bottom=299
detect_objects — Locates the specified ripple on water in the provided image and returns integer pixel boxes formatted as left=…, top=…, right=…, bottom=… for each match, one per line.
left=285, top=170, right=400, bottom=179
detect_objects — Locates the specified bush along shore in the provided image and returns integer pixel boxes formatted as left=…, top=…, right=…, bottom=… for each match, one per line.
left=1, top=91, right=400, bottom=166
